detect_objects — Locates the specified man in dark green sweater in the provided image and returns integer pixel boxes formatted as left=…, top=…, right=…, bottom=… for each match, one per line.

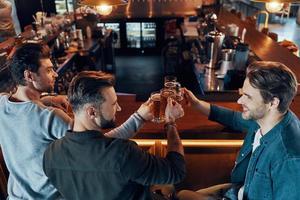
left=43, top=71, right=186, bottom=200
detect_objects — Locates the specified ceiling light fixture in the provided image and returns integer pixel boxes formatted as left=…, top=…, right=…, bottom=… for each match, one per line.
left=80, top=0, right=128, bottom=15
left=96, top=4, right=113, bottom=15
left=251, top=0, right=299, bottom=13
left=265, top=2, right=284, bottom=12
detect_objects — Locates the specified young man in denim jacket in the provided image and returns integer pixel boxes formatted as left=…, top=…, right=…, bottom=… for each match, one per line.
left=178, top=61, right=300, bottom=200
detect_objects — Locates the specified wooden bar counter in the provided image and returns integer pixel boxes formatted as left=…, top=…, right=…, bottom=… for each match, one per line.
left=114, top=94, right=243, bottom=139
left=217, top=8, right=300, bottom=82
left=115, top=94, right=300, bottom=139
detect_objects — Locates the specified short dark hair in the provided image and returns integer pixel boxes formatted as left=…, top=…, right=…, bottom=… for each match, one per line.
left=68, top=71, right=115, bottom=113
left=247, top=61, right=298, bottom=113
left=10, top=43, right=50, bottom=86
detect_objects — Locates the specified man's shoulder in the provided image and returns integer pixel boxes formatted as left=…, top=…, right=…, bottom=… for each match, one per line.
left=279, top=113, right=300, bottom=156
left=30, top=102, right=70, bottom=127
left=29, top=100, right=58, bottom=115
left=0, top=95, right=47, bottom=113
left=104, top=138, right=141, bottom=159
left=51, top=135, right=137, bottom=150
left=111, top=138, right=138, bottom=149
left=0, top=93, right=8, bottom=99
left=31, top=100, right=63, bottom=114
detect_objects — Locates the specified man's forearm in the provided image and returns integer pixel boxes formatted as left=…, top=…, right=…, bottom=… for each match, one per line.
left=105, top=113, right=144, bottom=139
left=194, top=99, right=211, bottom=117
left=165, top=122, right=184, bottom=156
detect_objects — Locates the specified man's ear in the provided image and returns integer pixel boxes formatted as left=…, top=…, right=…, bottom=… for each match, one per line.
left=24, top=69, right=34, bottom=83
left=270, top=97, right=280, bottom=110
left=86, top=106, right=97, bottom=119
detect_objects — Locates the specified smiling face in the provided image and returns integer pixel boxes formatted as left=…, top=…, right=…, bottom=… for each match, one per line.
left=237, top=78, right=270, bottom=121
left=31, top=58, right=58, bottom=93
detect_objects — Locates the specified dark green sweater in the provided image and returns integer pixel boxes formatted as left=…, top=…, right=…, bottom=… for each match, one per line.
left=43, top=130, right=185, bottom=200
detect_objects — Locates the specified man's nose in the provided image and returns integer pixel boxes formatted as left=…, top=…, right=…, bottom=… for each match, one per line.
left=237, top=95, right=244, bottom=105
left=117, top=103, right=121, bottom=112
left=53, top=70, right=58, bottom=78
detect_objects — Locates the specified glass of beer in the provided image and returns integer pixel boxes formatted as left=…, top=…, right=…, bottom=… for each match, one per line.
left=150, top=89, right=175, bottom=123
left=159, top=88, right=175, bottom=121
left=164, top=76, right=183, bottom=102
left=164, top=75, right=177, bottom=90
left=174, top=83, right=183, bottom=102
left=151, top=92, right=163, bottom=123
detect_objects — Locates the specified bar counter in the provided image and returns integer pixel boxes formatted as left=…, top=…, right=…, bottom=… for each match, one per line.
left=174, top=8, right=300, bottom=104
left=115, top=94, right=300, bottom=138
left=217, top=8, right=300, bottom=82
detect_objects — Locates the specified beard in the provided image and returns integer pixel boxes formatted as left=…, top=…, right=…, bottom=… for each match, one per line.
left=34, top=83, right=54, bottom=94
left=33, top=76, right=55, bottom=94
left=241, top=104, right=267, bottom=120
left=99, top=112, right=116, bottom=129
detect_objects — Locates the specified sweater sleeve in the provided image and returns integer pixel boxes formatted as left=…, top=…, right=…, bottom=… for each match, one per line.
left=104, top=113, right=144, bottom=139
left=46, top=108, right=71, bottom=139
left=121, top=141, right=186, bottom=185
left=209, top=105, right=255, bottom=132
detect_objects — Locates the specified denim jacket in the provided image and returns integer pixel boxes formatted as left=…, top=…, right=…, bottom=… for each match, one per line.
left=209, top=105, right=300, bottom=200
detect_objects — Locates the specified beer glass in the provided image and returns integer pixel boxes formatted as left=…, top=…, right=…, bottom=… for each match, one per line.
left=165, top=82, right=184, bottom=102
left=159, top=88, right=175, bottom=121
left=164, top=76, right=183, bottom=102
left=174, top=83, right=183, bottom=102
left=150, top=92, right=163, bottom=123
left=164, top=75, right=177, bottom=90
left=150, top=89, right=175, bottom=123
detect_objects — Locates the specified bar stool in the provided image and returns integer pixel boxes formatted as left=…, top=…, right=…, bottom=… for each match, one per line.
left=278, top=3, right=291, bottom=24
